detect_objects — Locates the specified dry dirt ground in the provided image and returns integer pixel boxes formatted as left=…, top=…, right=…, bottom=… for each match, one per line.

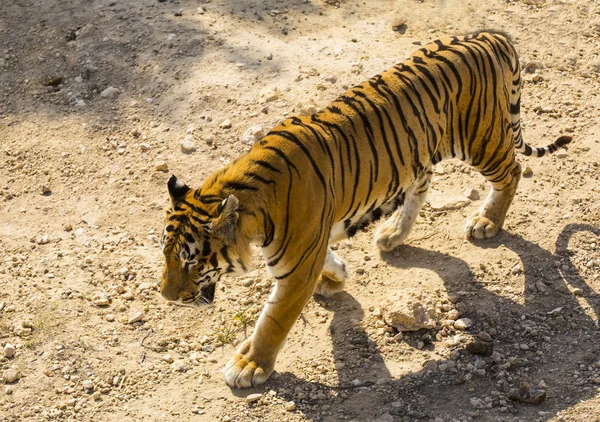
left=1, top=0, right=600, bottom=421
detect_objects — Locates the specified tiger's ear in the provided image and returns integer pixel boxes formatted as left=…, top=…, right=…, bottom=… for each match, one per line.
left=212, top=195, right=239, bottom=244
left=167, top=175, right=190, bottom=208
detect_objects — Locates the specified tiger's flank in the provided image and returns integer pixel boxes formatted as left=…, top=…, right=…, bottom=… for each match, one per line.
left=158, top=31, right=572, bottom=388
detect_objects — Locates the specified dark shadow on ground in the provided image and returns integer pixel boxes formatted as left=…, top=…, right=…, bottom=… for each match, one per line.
left=270, top=224, right=599, bottom=421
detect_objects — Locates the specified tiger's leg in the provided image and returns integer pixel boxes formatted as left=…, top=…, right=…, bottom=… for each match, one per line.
left=465, top=156, right=521, bottom=239
left=374, top=164, right=433, bottom=252
left=224, top=245, right=327, bottom=388
left=314, top=247, right=348, bottom=297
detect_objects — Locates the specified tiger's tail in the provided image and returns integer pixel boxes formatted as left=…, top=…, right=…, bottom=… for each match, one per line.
left=508, top=41, right=573, bottom=157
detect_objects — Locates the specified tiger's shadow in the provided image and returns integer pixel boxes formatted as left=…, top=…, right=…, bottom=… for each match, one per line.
left=271, top=223, right=600, bottom=421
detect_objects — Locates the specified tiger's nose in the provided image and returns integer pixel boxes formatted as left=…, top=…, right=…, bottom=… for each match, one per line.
left=159, top=281, right=181, bottom=302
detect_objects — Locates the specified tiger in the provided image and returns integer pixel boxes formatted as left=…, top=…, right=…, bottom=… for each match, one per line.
left=159, top=31, right=572, bottom=388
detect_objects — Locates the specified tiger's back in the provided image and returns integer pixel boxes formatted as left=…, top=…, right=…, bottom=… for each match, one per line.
left=159, top=31, right=572, bottom=388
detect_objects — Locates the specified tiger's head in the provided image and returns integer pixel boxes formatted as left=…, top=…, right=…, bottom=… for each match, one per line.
left=159, top=175, right=249, bottom=307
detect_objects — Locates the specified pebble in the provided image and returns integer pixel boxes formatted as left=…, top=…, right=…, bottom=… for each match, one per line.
left=467, top=340, right=492, bottom=356
left=171, top=360, right=190, bottom=372
left=463, top=188, right=480, bottom=200
left=477, top=331, right=492, bottom=342
left=82, top=380, right=94, bottom=392
left=180, top=135, right=197, bottom=153
left=127, top=310, right=145, bottom=324
left=219, top=119, right=232, bottom=129
left=2, top=369, right=19, bottom=383
left=92, top=292, right=110, bottom=307
left=572, top=287, right=584, bottom=296
left=284, top=401, right=297, bottom=411
left=154, top=161, right=169, bottom=172
left=139, top=142, right=151, bottom=152
left=41, top=185, right=51, bottom=195
left=509, top=383, right=546, bottom=404
left=3, top=343, right=16, bottom=358
left=241, top=125, right=265, bottom=145
left=556, top=148, right=568, bottom=158
left=246, top=393, right=263, bottom=403
left=454, top=318, right=473, bottom=330
left=162, top=354, right=174, bottom=363
left=105, top=314, right=115, bottom=322
left=522, top=166, right=533, bottom=176
left=100, top=86, right=120, bottom=98
left=427, top=190, right=471, bottom=211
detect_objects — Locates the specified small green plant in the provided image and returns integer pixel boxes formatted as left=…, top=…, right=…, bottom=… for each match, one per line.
left=214, top=324, right=236, bottom=345
left=232, top=307, right=256, bottom=338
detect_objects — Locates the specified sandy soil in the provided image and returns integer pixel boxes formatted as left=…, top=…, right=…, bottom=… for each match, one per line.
left=1, top=0, right=600, bottom=421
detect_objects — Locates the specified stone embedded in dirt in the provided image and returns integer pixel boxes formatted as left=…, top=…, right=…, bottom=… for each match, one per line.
left=100, top=86, right=120, bottom=98
left=105, top=314, right=115, bottom=322
left=3, top=343, right=16, bottom=358
left=127, top=310, right=145, bottom=324
left=382, top=293, right=437, bottom=332
left=241, top=125, right=265, bottom=145
left=477, top=331, right=492, bottom=342
left=171, top=360, right=190, bottom=372
left=284, top=401, right=296, bottom=411
left=162, top=354, right=174, bottom=363
left=454, top=318, right=473, bottom=330
left=219, top=119, right=232, bottom=129
left=154, top=161, right=169, bottom=172
left=556, top=148, right=568, bottom=158
left=180, top=135, right=197, bottom=154
left=41, top=185, right=51, bottom=195
left=463, top=188, right=480, bottom=200
left=82, top=380, right=93, bottom=392
left=246, top=393, right=263, bottom=403
left=427, top=190, right=471, bottom=211
left=139, top=142, right=151, bottom=152
left=509, top=383, right=546, bottom=404
left=92, top=292, right=110, bottom=307
left=466, top=340, right=492, bottom=356
left=522, top=166, right=533, bottom=176
left=2, top=369, right=19, bottom=383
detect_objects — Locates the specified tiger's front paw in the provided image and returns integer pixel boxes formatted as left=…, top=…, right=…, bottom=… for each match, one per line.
left=223, top=340, right=275, bottom=388
left=465, top=212, right=499, bottom=239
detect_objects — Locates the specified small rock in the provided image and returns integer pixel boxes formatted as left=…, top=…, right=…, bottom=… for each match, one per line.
left=428, top=190, right=470, bottom=211
left=522, top=166, right=533, bottom=176
left=3, top=369, right=19, bottom=383
left=105, top=314, right=115, bottom=322
left=3, top=343, right=16, bottom=358
left=139, top=142, right=151, bottom=152
left=162, top=354, right=174, bottom=364
left=467, top=340, right=492, bottom=356
left=509, top=383, right=546, bottom=404
left=82, top=380, right=94, bottom=392
left=284, top=401, right=296, bottom=411
left=381, top=293, right=437, bottom=332
left=127, top=310, right=145, bottom=324
left=171, top=360, right=190, bottom=372
left=477, top=331, right=492, bottom=342
left=41, top=185, right=51, bottom=195
left=92, top=292, right=110, bottom=307
left=241, top=125, right=265, bottom=145
left=100, top=86, right=120, bottom=98
left=180, top=135, right=197, bottom=154
left=463, top=188, right=480, bottom=200
left=246, top=393, right=263, bottom=403
left=511, top=264, right=522, bottom=275
left=454, top=318, right=473, bottom=330
left=219, top=119, right=232, bottom=129
left=374, top=413, right=394, bottom=422
left=154, top=161, right=169, bottom=172
left=572, top=287, right=584, bottom=296
left=556, top=148, right=568, bottom=158
left=593, top=377, right=600, bottom=385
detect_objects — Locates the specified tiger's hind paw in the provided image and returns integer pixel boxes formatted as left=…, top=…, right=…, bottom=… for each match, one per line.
left=465, top=212, right=500, bottom=240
